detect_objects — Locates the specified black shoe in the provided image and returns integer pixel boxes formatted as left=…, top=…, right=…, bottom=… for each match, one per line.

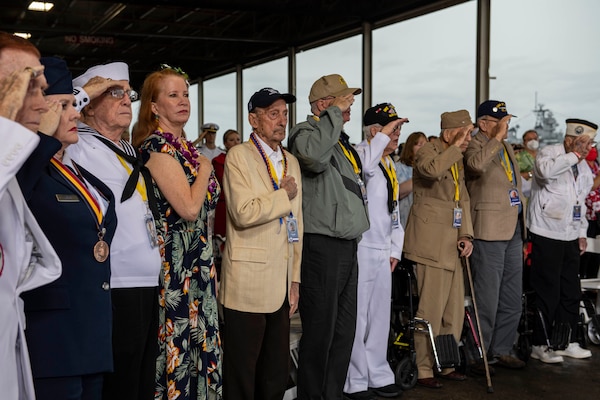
left=417, top=377, right=443, bottom=389
left=343, top=390, right=377, bottom=400
left=370, top=383, right=402, bottom=398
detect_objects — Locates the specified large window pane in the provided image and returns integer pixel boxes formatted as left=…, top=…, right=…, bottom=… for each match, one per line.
left=244, top=58, right=288, bottom=140
left=296, top=36, right=363, bottom=145
left=490, top=0, right=600, bottom=145
left=202, top=73, right=237, bottom=147
left=373, top=2, right=477, bottom=143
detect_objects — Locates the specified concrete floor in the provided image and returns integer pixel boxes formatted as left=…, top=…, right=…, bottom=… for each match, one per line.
left=382, top=345, right=600, bottom=400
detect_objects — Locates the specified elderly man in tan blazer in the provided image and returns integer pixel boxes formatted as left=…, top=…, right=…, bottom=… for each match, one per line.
left=220, top=87, right=303, bottom=400
left=404, top=110, right=474, bottom=389
left=464, top=100, right=526, bottom=371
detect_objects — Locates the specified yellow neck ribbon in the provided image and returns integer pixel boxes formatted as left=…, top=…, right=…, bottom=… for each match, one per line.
left=450, top=162, right=460, bottom=202
left=116, top=155, right=148, bottom=202
left=499, top=145, right=514, bottom=183
left=381, top=155, right=399, bottom=202
left=338, top=140, right=360, bottom=175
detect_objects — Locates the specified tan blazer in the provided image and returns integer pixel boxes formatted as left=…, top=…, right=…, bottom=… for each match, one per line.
left=220, top=141, right=303, bottom=313
left=464, top=132, right=526, bottom=241
left=403, top=138, right=473, bottom=271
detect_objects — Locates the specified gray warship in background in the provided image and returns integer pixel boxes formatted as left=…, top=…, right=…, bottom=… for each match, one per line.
left=507, top=100, right=562, bottom=146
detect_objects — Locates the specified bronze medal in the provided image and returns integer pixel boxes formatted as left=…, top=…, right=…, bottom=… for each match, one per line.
left=94, top=239, right=109, bottom=262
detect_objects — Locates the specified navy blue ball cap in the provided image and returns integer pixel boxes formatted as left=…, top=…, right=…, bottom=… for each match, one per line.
left=248, top=87, right=296, bottom=113
left=40, top=56, right=73, bottom=95
left=477, top=100, right=516, bottom=119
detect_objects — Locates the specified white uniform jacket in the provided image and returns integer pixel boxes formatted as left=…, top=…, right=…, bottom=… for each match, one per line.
left=0, top=118, right=61, bottom=400
left=528, top=143, right=593, bottom=241
left=355, top=134, right=404, bottom=256
left=67, top=123, right=161, bottom=288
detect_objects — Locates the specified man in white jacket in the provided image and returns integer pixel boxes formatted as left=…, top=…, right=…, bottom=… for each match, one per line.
left=528, top=118, right=597, bottom=363
left=344, top=103, right=405, bottom=400
left=0, top=31, right=61, bottom=400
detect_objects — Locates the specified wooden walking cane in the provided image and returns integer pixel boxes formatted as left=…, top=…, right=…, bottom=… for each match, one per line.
left=462, top=250, right=494, bottom=393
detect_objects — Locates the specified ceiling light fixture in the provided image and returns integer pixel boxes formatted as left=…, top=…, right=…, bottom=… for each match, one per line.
left=14, top=32, right=32, bottom=39
left=28, top=2, right=54, bottom=12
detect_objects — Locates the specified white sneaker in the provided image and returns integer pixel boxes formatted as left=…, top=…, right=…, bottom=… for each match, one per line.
left=554, top=342, right=592, bottom=359
left=530, top=345, right=564, bottom=364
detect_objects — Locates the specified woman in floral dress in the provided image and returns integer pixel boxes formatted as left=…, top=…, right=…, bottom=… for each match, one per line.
left=133, top=66, right=222, bottom=400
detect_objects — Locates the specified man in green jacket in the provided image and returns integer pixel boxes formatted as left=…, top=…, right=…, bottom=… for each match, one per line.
left=289, top=74, right=369, bottom=400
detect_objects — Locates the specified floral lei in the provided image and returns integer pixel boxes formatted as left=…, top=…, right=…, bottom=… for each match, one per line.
left=154, top=128, right=200, bottom=170
left=154, top=127, right=219, bottom=202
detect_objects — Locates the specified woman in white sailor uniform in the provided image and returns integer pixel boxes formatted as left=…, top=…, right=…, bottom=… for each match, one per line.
left=17, top=57, right=117, bottom=400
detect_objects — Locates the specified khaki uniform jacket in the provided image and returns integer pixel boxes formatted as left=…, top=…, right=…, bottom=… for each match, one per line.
left=464, top=132, right=526, bottom=241
left=220, top=140, right=303, bottom=313
left=403, top=138, right=473, bottom=271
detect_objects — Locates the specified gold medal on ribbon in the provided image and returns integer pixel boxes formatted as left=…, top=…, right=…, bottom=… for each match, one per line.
left=94, top=228, right=109, bottom=263
left=94, top=240, right=109, bottom=262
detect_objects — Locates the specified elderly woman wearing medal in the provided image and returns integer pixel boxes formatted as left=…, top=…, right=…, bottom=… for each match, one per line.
left=16, top=57, right=117, bottom=399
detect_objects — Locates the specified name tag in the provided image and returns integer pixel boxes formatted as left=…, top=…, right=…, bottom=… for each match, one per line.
left=453, top=207, right=463, bottom=228
left=55, top=194, right=80, bottom=202
left=573, top=205, right=582, bottom=221
left=286, top=215, right=300, bottom=243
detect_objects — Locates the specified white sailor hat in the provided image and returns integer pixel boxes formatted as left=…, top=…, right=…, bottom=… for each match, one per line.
left=201, top=123, right=219, bottom=132
left=72, top=62, right=130, bottom=87
left=565, top=118, right=598, bottom=139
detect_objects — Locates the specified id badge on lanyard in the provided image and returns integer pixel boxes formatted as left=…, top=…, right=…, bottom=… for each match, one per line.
left=144, top=203, right=160, bottom=248
left=391, top=201, right=400, bottom=229
left=573, top=204, right=582, bottom=221
left=453, top=207, right=463, bottom=228
left=357, top=175, right=368, bottom=204
left=286, top=214, right=299, bottom=243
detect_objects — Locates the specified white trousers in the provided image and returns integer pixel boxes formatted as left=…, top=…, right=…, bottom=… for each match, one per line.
left=344, top=245, right=395, bottom=393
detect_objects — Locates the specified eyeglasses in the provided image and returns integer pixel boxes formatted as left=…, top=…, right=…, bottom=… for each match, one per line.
left=105, top=88, right=139, bottom=102
left=255, top=109, right=288, bottom=121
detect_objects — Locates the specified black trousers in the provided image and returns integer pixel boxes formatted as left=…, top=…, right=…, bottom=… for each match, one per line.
left=35, top=373, right=103, bottom=400
left=529, top=233, right=582, bottom=346
left=297, top=234, right=358, bottom=400
left=102, top=287, right=159, bottom=400
left=222, top=303, right=290, bottom=400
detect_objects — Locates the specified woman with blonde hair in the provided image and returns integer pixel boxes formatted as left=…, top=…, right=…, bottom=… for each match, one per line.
left=134, top=66, right=222, bottom=400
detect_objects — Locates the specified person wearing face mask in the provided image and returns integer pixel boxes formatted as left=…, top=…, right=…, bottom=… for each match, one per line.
left=516, top=130, right=539, bottom=198
left=580, top=145, right=600, bottom=279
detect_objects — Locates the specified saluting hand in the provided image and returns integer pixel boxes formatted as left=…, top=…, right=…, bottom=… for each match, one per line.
left=38, top=99, right=62, bottom=136
left=82, top=76, right=121, bottom=101
left=491, top=115, right=512, bottom=141
left=0, top=66, right=44, bottom=121
left=331, top=94, right=354, bottom=113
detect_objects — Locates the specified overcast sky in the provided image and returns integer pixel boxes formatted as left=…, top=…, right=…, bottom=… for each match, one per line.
left=132, top=0, right=600, bottom=147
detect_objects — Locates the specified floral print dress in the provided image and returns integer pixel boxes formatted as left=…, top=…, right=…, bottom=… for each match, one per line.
left=140, top=134, right=222, bottom=400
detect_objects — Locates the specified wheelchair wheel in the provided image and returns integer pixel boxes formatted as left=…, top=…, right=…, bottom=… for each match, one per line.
left=588, top=322, right=600, bottom=345
left=516, top=333, right=531, bottom=362
left=394, top=356, right=418, bottom=390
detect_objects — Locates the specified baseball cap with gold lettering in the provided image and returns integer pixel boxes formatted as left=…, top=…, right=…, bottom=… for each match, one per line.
left=308, top=74, right=362, bottom=103
left=565, top=118, right=598, bottom=139
left=477, top=100, right=517, bottom=119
